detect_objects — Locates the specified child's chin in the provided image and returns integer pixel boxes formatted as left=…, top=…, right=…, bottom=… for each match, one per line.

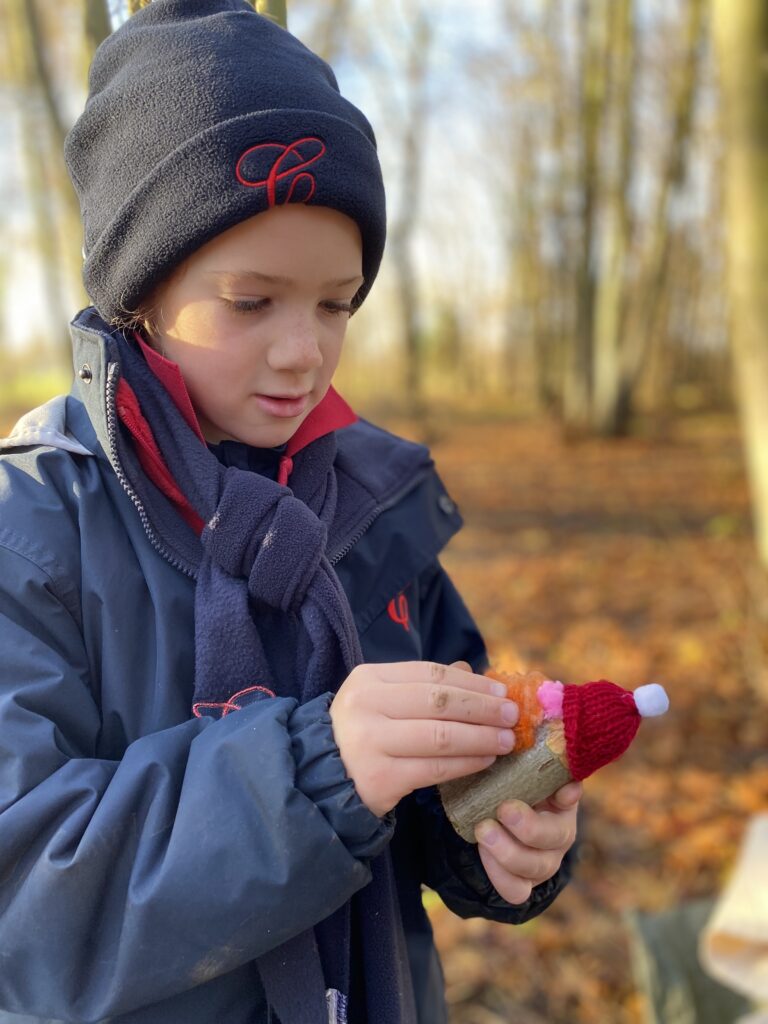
left=236, top=418, right=305, bottom=450
left=201, top=405, right=313, bottom=449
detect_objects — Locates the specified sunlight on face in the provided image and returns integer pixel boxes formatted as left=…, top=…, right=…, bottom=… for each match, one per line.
left=145, top=205, right=363, bottom=448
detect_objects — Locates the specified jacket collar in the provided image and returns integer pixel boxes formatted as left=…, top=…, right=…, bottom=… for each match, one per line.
left=0, top=395, right=91, bottom=455
left=67, top=307, right=121, bottom=459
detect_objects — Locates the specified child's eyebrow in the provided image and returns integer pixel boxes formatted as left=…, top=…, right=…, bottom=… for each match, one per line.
left=210, top=270, right=364, bottom=288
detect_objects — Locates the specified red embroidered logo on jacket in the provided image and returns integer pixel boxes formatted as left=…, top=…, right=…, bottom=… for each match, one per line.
left=387, top=594, right=410, bottom=632
left=235, top=137, right=326, bottom=206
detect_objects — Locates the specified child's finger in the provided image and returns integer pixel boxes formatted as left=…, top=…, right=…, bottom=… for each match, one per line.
left=368, top=661, right=509, bottom=698
left=545, top=781, right=583, bottom=810
left=476, top=846, right=533, bottom=906
left=376, top=717, right=516, bottom=758
left=532, top=781, right=583, bottom=814
left=396, top=754, right=498, bottom=791
left=494, top=800, right=578, bottom=852
left=475, top=820, right=563, bottom=883
left=368, top=681, right=518, bottom=727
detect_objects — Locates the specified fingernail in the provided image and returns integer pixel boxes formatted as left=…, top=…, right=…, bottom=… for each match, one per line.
left=499, top=729, right=515, bottom=752
left=477, top=824, right=500, bottom=846
left=490, top=681, right=507, bottom=697
left=501, top=701, right=519, bottom=725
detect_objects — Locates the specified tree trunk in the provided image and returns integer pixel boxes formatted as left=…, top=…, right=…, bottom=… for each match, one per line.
left=500, top=119, right=541, bottom=406
left=6, top=0, right=79, bottom=350
left=388, top=9, right=433, bottom=415
left=614, top=0, right=706, bottom=435
left=563, top=0, right=607, bottom=435
left=20, top=0, right=83, bottom=239
left=540, top=0, right=576, bottom=416
left=85, top=0, right=112, bottom=53
left=590, top=0, right=635, bottom=436
left=712, top=0, right=768, bottom=567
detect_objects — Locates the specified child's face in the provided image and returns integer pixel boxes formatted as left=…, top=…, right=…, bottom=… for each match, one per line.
left=146, top=205, right=363, bottom=448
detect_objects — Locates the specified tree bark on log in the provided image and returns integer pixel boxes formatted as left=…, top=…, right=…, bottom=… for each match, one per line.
left=440, top=724, right=572, bottom=843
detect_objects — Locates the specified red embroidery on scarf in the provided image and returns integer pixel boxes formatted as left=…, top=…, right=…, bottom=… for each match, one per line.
left=235, top=137, right=326, bottom=206
left=192, top=684, right=277, bottom=719
left=387, top=594, right=410, bottom=632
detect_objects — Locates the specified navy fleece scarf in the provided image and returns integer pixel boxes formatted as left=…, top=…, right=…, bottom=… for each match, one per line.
left=112, top=334, right=416, bottom=1024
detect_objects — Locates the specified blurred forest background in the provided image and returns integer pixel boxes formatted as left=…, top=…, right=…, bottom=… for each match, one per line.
left=1, top=0, right=767, bottom=1021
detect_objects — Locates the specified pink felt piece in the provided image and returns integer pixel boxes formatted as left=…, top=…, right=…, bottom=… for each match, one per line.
left=537, top=680, right=564, bottom=719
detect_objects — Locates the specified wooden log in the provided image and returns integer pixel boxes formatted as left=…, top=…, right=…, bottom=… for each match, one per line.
left=439, top=721, right=571, bottom=843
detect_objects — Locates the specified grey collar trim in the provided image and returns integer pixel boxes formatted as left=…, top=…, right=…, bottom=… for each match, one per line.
left=0, top=395, right=93, bottom=456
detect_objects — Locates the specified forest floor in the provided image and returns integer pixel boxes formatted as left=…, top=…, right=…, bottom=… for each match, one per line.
left=376, top=409, right=768, bottom=1024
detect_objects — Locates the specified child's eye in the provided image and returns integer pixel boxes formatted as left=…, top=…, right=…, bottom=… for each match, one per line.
left=222, top=298, right=269, bottom=314
left=321, top=301, right=352, bottom=317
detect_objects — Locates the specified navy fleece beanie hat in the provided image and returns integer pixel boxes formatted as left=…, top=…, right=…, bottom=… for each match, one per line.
left=64, top=0, right=386, bottom=323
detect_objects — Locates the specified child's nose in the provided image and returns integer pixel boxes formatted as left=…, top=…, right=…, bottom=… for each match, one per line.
left=266, top=317, right=323, bottom=373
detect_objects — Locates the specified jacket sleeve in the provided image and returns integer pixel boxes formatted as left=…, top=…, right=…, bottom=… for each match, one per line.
left=411, top=560, right=576, bottom=923
left=0, top=540, right=391, bottom=1021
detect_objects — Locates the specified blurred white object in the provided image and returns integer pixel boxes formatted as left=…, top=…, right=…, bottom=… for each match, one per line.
left=700, top=812, right=768, bottom=1022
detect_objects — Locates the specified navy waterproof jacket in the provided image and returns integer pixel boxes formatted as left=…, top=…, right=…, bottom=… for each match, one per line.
left=0, top=312, right=573, bottom=1023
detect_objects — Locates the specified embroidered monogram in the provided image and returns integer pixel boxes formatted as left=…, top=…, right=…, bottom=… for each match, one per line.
left=192, top=684, right=276, bottom=719
left=235, top=137, right=326, bottom=205
left=387, top=593, right=410, bottom=632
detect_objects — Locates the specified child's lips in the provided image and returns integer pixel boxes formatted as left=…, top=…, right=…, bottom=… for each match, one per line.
left=253, top=393, right=310, bottom=418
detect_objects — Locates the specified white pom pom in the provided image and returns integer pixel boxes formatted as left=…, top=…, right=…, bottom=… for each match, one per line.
left=633, top=683, right=669, bottom=718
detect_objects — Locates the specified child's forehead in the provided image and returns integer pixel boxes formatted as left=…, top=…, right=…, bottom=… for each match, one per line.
left=207, top=270, right=365, bottom=289
left=177, top=207, right=364, bottom=282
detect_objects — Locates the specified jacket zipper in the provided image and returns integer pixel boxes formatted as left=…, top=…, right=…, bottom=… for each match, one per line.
left=105, top=362, right=196, bottom=579
left=328, top=466, right=433, bottom=566
left=329, top=508, right=382, bottom=566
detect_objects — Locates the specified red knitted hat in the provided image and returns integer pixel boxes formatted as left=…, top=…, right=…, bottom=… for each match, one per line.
left=562, top=680, right=668, bottom=781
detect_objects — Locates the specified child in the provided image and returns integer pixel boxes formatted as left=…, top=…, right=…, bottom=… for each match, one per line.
left=0, top=3, right=580, bottom=1022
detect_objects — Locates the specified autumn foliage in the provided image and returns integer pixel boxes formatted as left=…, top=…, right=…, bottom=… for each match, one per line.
left=396, top=411, right=768, bottom=1024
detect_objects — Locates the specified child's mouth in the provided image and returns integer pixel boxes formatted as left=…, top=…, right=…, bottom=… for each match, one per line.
left=254, top=393, right=310, bottom=418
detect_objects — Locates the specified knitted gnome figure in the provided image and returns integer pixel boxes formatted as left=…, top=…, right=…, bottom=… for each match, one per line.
left=439, top=670, right=669, bottom=843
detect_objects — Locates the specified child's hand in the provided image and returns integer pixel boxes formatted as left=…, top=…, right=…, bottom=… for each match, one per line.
left=329, top=661, right=519, bottom=818
left=474, top=782, right=582, bottom=905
